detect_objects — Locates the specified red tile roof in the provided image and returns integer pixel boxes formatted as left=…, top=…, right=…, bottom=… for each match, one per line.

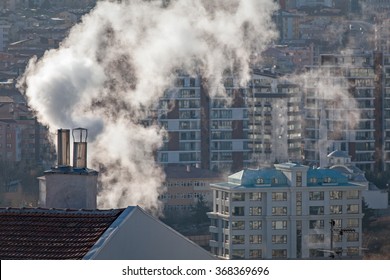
left=0, top=207, right=125, bottom=260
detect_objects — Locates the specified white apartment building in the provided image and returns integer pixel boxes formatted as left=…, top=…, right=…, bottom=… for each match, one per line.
left=208, top=160, right=365, bottom=259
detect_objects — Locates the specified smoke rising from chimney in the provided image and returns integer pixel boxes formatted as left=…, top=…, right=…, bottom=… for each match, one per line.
left=18, top=0, right=278, bottom=213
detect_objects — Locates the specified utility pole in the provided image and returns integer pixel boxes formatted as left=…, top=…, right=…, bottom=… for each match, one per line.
left=329, top=219, right=355, bottom=259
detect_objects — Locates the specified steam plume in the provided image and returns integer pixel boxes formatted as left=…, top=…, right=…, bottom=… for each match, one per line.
left=288, top=68, right=360, bottom=167
left=18, top=0, right=278, bottom=212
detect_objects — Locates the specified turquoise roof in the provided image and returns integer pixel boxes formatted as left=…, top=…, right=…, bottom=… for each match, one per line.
left=307, top=168, right=349, bottom=186
left=228, top=168, right=288, bottom=187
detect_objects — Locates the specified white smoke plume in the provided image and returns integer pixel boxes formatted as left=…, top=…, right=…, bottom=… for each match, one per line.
left=288, top=68, right=360, bottom=167
left=18, top=0, right=278, bottom=213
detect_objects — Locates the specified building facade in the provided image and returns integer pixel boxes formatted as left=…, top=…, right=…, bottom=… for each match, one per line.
left=303, top=50, right=381, bottom=172
left=208, top=162, right=365, bottom=259
left=154, top=70, right=303, bottom=173
left=159, top=164, right=222, bottom=218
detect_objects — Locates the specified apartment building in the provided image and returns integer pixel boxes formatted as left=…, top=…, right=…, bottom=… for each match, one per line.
left=207, top=159, right=365, bottom=259
left=155, top=70, right=303, bottom=173
left=0, top=85, right=52, bottom=165
left=155, top=73, right=249, bottom=173
left=303, top=50, right=381, bottom=172
left=159, top=164, right=222, bottom=218
left=248, top=70, right=303, bottom=167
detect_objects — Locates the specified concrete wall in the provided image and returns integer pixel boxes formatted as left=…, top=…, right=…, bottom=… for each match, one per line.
left=39, top=173, right=97, bottom=209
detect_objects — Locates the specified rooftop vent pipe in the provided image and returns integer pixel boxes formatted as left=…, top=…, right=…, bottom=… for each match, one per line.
left=72, top=127, right=88, bottom=169
left=57, top=129, right=70, bottom=166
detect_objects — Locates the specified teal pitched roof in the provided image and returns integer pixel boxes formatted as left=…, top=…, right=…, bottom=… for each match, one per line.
left=307, top=168, right=349, bottom=186
left=228, top=168, right=288, bottom=187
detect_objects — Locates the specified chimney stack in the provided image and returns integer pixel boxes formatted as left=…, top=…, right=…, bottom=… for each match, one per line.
left=72, top=128, right=88, bottom=169
left=57, top=129, right=70, bottom=166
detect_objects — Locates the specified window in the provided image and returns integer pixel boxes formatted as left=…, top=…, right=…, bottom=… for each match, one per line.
left=309, top=220, right=324, bottom=229
left=232, top=192, right=245, bottom=201
left=232, top=207, right=244, bottom=216
left=272, top=249, right=287, bottom=258
left=347, top=218, right=359, bottom=228
left=272, top=235, right=287, bottom=244
left=272, top=207, right=287, bottom=216
left=249, top=220, right=262, bottom=230
left=296, top=172, right=302, bottom=187
left=222, top=192, right=229, bottom=200
left=309, top=206, right=324, bottom=215
left=330, top=205, right=343, bottom=214
left=231, top=249, right=245, bottom=259
left=249, top=192, right=262, bottom=201
left=346, top=190, right=359, bottom=199
left=347, top=232, right=359, bottom=242
left=347, top=204, right=359, bottom=213
left=272, top=192, right=287, bottom=201
left=231, top=221, right=245, bottom=230
left=333, top=219, right=342, bottom=228
left=323, top=176, right=332, bottom=183
left=309, top=191, right=324, bottom=200
left=272, top=220, right=287, bottom=230
left=330, top=191, right=343, bottom=200
left=249, top=249, right=262, bottom=259
left=249, top=235, right=262, bottom=244
left=249, top=207, right=262, bottom=216
left=159, top=153, right=168, bottom=162
left=232, top=235, right=245, bottom=244
left=256, top=178, right=264, bottom=184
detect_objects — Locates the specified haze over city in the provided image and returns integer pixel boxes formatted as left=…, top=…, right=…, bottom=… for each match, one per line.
left=0, top=0, right=390, bottom=260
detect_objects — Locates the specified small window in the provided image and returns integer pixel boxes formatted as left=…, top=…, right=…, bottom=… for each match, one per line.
left=256, top=178, right=264, bottom=184
left=323, top=177, right=332, bottom=183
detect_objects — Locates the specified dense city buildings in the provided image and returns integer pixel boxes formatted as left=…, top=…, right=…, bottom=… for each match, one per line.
left=153, top=70, right=304, bottom=173
left=0, top=0, right=389, bottom=260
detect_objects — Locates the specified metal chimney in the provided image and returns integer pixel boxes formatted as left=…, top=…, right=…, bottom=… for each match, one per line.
left=72, top=128, right=88, bottom=169
left=57, top=129, right=70, bottom=166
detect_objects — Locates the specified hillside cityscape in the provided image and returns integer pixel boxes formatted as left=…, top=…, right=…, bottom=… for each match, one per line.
left=1, top=0, right=390, bottom=260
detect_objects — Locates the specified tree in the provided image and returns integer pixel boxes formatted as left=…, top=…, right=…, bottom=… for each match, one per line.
left=362, top=198, right=376, bottom=231
left=191, top=195, right=211, bottom=224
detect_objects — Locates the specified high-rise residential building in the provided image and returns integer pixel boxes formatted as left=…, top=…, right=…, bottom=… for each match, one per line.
left=154, top=73, right=249, bottom=173
left=303, top=50, right=382, bottom=172
left=0, top=83, right=52, bottom=166
left=154, top=70, right=303, bottom=173
left=207, top=158, right=365, bottom=259
left=248, top=70, right=303, bottom=167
